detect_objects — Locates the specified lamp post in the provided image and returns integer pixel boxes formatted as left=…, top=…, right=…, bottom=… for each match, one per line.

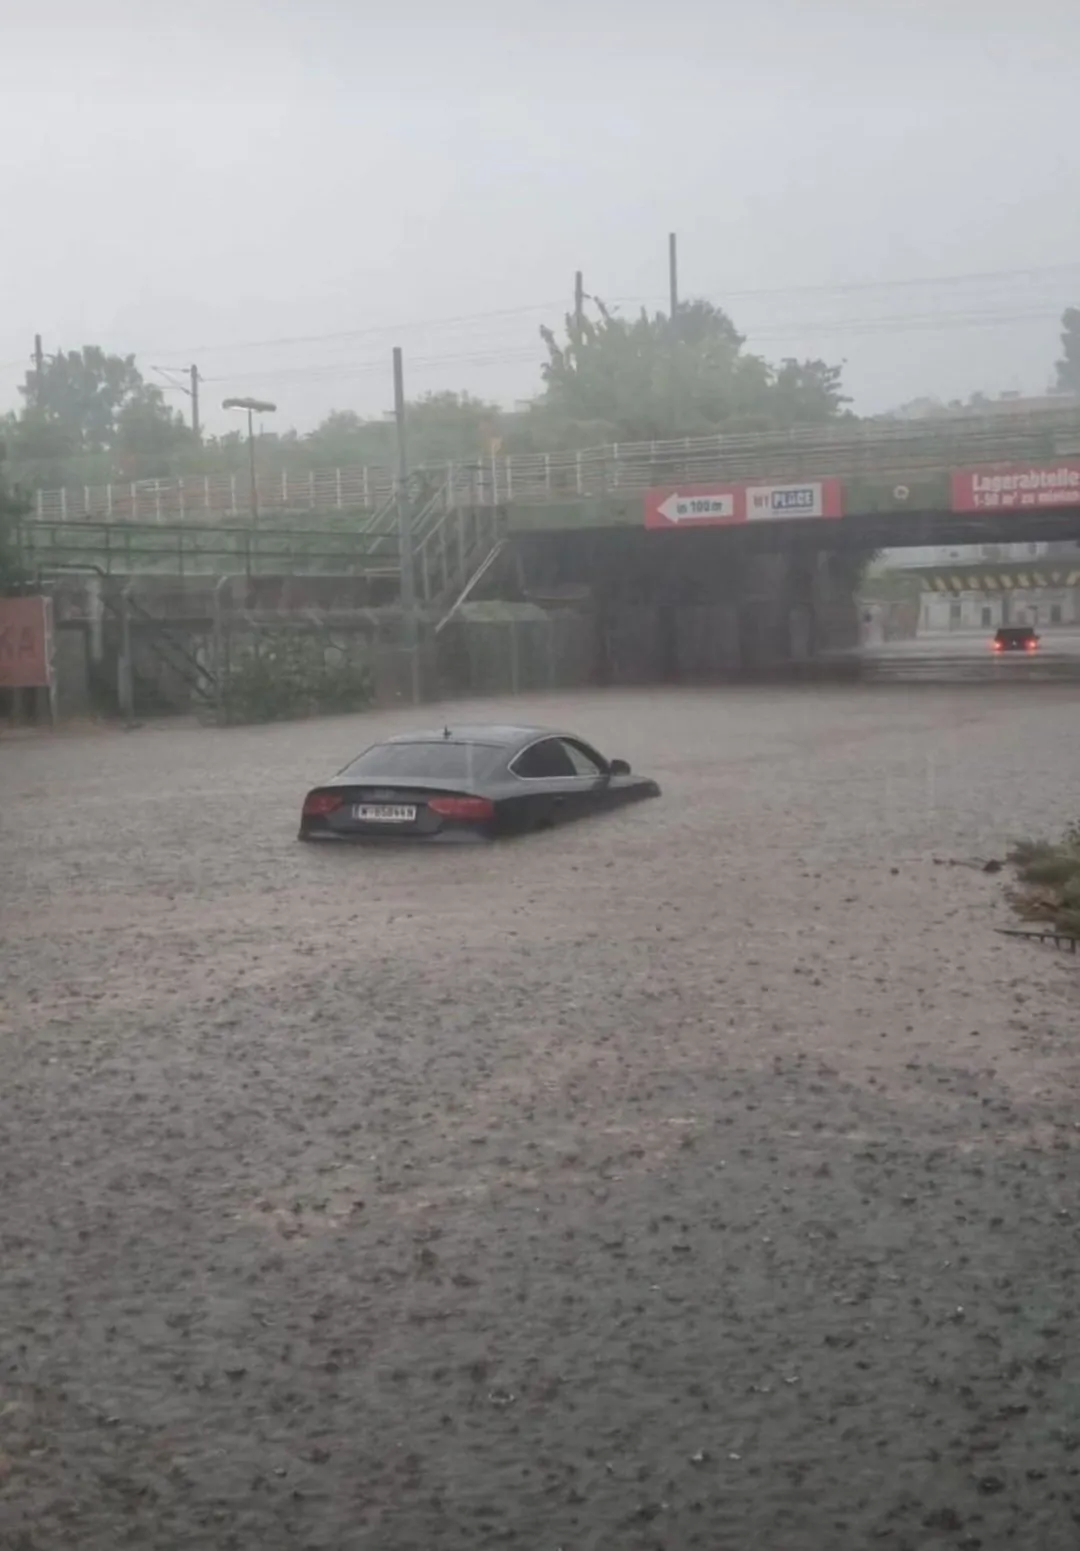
left=222, top=396, right=276, bottom=525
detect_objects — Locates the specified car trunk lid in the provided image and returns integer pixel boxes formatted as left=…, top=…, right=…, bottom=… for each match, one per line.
left=309, top=783, right=492, bottom=836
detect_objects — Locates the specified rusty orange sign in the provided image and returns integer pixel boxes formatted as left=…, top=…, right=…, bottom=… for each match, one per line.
left=0, top=596, right=53, bottom=689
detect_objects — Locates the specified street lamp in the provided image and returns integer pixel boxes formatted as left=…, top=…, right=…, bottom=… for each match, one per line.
left=222, top=396, right=277, bottom=525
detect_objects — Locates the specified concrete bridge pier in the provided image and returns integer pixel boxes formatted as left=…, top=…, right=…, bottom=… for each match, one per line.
left=566, top=535, right=858, bottom=685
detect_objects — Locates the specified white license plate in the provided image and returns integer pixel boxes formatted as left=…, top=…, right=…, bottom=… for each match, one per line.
left=353, top=804, right=417, bottom=824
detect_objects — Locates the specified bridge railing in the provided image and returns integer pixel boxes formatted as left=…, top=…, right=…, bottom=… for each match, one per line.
left=22, top=520, right=402, bottom=578
left=26, top=407, right=1080, bottom=523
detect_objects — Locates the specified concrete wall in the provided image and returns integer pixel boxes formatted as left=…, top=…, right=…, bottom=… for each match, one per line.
left=42, top=536, right=860, bottom=720
left=859, top=599, right=919, bottom=645
left=919, top=588, right=1080, bottom=633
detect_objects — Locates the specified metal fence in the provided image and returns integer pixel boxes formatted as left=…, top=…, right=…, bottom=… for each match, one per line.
left=28, top=407, right=1080, bottom=525
left=23, top=520, right=402, bottom=578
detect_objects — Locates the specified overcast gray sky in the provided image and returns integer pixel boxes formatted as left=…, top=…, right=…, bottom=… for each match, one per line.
left=3, top=0, right=1079, bottom=437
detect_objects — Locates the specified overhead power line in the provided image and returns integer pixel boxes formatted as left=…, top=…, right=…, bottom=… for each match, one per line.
left=195, top=305, right=1069, bottom=393
left=95, top=258, right=1080, bottom=363
left=624, top=259, right=1080, bottom=308
left=148, top=301, right=567, bottom=359
left=5, top=258, right=1078, bottom=403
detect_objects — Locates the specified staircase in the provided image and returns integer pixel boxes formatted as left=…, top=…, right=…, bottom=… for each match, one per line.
left=408, top=472, right=507, bottom=630
left=358, top=466, right=507, bottom=628
left=356, top=470, right=443, bottom=557
left=347, top=468, right=507, bottom=624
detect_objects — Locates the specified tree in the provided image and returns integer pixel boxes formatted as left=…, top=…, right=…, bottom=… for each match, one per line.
left=305, top=392, right=501, bottom=468
left=17, top=346, right=191, bottom=461
left=1055, top=307, right=1080, bottom=395
left=533, top=296, right=848, bottom=444
left=767, top=358, right=849, bottom=427
left=407, top=391, right=501, bottom=463
left=21, top=346, right=142, bottom=452
left=113, top=384, right=190, bottom=465
left=0, top=440, right=29, bottom=588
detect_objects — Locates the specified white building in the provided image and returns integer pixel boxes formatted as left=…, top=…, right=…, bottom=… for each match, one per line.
left=919, top=585, right=1080, bottom=633
left=881, top=540, right=1068, bottom=569
left=878, top=542, right=1080, bottom=634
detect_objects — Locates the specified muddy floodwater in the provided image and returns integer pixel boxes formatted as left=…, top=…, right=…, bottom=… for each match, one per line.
left=2, top=684, right=1080, bottom=1550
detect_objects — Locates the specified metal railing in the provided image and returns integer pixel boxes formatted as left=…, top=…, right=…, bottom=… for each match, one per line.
left=27, top=407, right=1080, bottom=525
left=414, top=496, right=504, bottom=609
left=23, top=520, right=402, bottom=578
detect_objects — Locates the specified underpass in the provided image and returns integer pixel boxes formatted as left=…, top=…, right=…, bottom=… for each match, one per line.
left=826, top=630, right=1080, bottom=683
left=12, top=404, right=1080, bottom=716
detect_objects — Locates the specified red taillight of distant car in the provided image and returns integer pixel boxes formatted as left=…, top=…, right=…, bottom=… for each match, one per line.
left=427, top=795, right=495, bottom=821
left=991, top=640, right=1003, bottom=651
left=303, top=791, right=343, bottom=817
left=1026, top=639, right=1038, bottom=651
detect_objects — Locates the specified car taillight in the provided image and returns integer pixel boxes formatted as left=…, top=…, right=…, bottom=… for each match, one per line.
left=303, top=791, right=343, bottom=817
left=992, top=641, right=1003, bottom=651
left=1026, top=639, right=1038, bottom=650
left=428, top=795, right=495, bottom=821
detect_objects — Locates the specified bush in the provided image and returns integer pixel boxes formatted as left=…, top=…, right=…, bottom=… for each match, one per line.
left=222, top=631, right=374, bottom=724
left=0, top=444, right=30, bottom=589
left=1007, top=824, right=1080, bottom=936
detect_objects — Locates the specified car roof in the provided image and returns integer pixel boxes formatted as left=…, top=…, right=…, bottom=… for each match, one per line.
left=382, top=724, right=558, bottom=748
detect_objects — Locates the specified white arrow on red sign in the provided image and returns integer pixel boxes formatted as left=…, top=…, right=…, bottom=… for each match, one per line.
left=657, top=490, right=736, bottom=523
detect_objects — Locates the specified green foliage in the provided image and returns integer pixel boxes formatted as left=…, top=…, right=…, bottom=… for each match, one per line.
left=9, top=345, right=191, bottom=479
left=858, top=567, right=922, bottom=603
left=3, top=297, right=849, bottom=492
left=222, top=631, right=374, bottom=724
left=1008, top=824, right=1080, bottom=936
left=534, top=296, right=848, bottom=443
left=0, top=440, right=30, bottom=589
left=1055, top=308, right=1080, bottom=396
left=23, top=345, right=135, bottom=450
left=303, top=392, right=500, bottom=468
left=113, top=384, right=190, bottom=464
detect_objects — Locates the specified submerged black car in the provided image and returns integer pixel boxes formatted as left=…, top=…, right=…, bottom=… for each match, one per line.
left=299, top=724, right=660, bottom=842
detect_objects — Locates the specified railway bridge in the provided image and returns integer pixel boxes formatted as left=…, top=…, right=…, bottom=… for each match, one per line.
left=15, top=406, right=1080, bottom=707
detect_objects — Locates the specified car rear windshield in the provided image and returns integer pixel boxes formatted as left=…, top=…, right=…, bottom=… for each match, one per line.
left=996, top=627, right=1035, bottom=640
left=340, top=742, right=501, bottom=781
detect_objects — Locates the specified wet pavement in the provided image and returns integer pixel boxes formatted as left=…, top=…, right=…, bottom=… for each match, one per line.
left=829, top=631, right=1080, bottom=685
left=3, top=680, right=1080, bottom=1550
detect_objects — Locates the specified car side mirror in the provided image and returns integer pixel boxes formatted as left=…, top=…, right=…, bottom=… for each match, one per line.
left=609, top=758, right=631, bottom=777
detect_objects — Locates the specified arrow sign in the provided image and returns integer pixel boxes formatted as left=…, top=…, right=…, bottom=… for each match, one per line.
left=659, top=491, right=735, bottom=522
left=644, top=483, right=743, bottom=528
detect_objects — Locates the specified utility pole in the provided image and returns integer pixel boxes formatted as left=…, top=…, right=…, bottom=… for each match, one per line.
left=574, top=270, right=585, bottom=332
left=393, top=346, right=420, bottom=703
left=189, top=365, right=201, bottom=443
left=668, top=233, right=681, bottom=433
left=33, top=334, right=45, bottom=406
left=668, top=232, right=679, bottom=327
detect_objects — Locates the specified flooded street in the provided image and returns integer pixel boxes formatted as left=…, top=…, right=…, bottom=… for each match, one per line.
left=848, top=632, right=1080, bottom=685
left=3, top=683, right=1080, bottom=1550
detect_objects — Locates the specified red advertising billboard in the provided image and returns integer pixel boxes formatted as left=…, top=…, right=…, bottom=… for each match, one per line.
left=0, top=596, right=54, bottom=689
left=644, top=478, right=843, bottom=529
left=952, top=463, right=1080, bottom=513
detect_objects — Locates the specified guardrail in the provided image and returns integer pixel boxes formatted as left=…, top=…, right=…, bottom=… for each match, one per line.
left=25, top=407, right=1080, bottom=525
left=23, top=520, right=402, bottom=577
left=33, top=466, right=395, bottom=524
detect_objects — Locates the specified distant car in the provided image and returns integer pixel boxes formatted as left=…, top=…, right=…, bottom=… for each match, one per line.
left=298, top=724, right=661, bottom=842
left=992, top=626, right=1040, bottom=653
